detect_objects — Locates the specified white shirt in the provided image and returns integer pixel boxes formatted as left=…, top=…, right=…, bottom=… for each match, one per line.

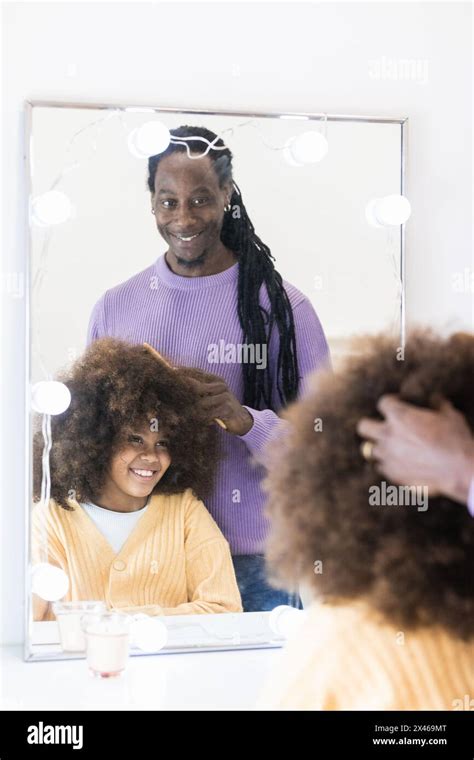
left=80, top=500, right=149, bottom=554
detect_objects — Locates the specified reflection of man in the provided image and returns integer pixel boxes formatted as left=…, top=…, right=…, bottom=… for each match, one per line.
left=357, top=395, right=474, bottom=515
left=88, top=125, right=330, bottom=611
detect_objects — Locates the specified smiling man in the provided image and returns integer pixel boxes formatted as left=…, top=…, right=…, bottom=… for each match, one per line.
left=155, top=155, right=234, bottom=276
left=87, top=125, right=330, bottom=611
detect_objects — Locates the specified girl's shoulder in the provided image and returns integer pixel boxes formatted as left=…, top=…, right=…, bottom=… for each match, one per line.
left=149, top=488, right=200, bottom=508
left=149, top=489, right=216, bottom=531
left=31, top=497, right=79, bottom=524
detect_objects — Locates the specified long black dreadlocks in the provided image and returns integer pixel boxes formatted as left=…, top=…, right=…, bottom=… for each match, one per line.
left=147, top=125, right=299, bottom=412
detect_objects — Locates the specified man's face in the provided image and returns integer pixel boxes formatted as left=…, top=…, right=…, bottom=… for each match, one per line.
left=152, top=151, right=231, bottom=270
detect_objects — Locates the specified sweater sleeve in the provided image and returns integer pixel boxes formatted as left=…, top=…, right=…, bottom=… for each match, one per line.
left=86, top=294, right=107, bottom=345
left=31, top=501, right=69, bottom=621
left=166, top=495, right=242, bottom=615
left=467, top=477, right=474, bottom=517
left=238, top=296, right=331, bottom=459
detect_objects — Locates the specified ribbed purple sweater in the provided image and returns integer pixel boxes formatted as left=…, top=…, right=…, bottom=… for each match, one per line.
left=87, top=254, right=330, bottom=554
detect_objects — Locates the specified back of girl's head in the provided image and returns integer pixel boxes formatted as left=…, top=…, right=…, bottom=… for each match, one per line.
left=264, top=329, right=474, bottom=640
left=33, top=338, right=219, bottom=508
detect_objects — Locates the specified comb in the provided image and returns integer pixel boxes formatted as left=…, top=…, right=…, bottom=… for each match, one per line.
left=143, top=342, right=227, bottom=430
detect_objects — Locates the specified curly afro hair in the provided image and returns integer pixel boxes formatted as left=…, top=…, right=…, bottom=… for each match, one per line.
left=264, top=330, right=474, bottom=640
left=33, top=338, right=220, bottom=509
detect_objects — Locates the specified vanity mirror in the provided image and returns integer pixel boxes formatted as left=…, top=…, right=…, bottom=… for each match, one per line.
left=25, top=101, right=407, bottom=661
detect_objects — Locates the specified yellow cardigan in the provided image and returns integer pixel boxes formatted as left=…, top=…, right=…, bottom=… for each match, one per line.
left=258, top=600, right=474, bottom=710
left=32, top=489, right=242, bottom=621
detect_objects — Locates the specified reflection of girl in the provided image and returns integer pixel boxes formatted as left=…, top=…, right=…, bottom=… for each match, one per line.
left=88, top=125, right=330, bottom=611
left=260, top=331, right=474, bottom=710
left=32, top=338, right=242, bottom=621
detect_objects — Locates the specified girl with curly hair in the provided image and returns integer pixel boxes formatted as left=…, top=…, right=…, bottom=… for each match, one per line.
left=32, top=338, right=242, bottom=621
left=259, top=330, right=474, bottom=710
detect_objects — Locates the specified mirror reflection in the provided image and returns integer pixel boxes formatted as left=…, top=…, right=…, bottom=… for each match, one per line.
left=28, top=104, right=406, bottom=657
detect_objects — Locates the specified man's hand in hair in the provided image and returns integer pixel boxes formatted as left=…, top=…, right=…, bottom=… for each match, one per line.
left=357, top=395, right=474, bottom=504
left=181, top=367, right=254, bottom=436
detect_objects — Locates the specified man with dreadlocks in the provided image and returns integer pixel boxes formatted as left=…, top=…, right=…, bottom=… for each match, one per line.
left=88, top=125, right=330, bottom=610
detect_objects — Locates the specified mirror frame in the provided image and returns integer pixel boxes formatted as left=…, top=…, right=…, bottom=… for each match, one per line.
left=23, top=100, right=408, bottom=661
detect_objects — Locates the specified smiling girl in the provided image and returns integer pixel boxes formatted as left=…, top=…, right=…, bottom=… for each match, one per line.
left=31, top=338, right=242, bottom=620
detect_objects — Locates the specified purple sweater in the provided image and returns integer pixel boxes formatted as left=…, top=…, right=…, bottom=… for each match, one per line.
left=87, top=254, right=330, bottom=554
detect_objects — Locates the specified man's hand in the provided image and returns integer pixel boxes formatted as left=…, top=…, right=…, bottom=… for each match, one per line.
left=356, top=395, right=474, bottom=504
left=183, top=368, right=254, bottom=436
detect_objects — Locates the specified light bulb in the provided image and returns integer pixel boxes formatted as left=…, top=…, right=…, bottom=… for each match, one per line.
left=31, top=191, right=73, bottom=226
left=31, top=563, right=69, bottom=601
left=284, top=131, right=328, bottom=166
left=283, top=138, right=303, bottom=167
left=268, top=605, right=307, bottom=638
left=31, top=381, right=71, bottom=415
left=131, top=615, right=168, bottom=652
left=376, top=194, right=411, bottom=225
left=366, top=194, right=411, bottom=227
left=128, top=121, right=170, bottom=159
left=365, top=198, right=384, bottom=228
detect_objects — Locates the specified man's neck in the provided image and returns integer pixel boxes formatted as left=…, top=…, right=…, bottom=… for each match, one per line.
left=164, top=245, right=237, bottom=277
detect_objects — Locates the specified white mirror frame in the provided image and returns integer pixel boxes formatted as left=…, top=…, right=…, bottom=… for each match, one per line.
left=23, top=100, right=408, bottom=661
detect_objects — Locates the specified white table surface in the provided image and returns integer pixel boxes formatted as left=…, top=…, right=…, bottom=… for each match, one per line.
left=1, top=644, right=283, bottom=711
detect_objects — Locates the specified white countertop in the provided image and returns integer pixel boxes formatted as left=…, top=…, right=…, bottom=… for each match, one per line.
left=1, top=644, right=283, bottom=711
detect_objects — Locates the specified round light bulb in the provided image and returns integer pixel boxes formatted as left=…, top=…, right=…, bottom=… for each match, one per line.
left=285, top=131, right=329, bottom=166
left=128, top=121, right=170, bottom=159
left=376, top=194, right=411, bottom=225
left=131, top=615, right=168, bottom=652
left=283, top=138, right=303, bottom=167
left=268, top=605, right=307, bottom=638
left=31, top=381, right=71, bottom=415
left=31, top=191, right=73, bottom=226
left=365, top=198, right=384, bottom=228
left=366, top=194, right=411, bottom=227
left=31, top=563, right=69, bottom=601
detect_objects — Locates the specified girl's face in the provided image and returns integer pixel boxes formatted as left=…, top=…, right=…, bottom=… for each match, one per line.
left=97, top=423, right=172, bottom=512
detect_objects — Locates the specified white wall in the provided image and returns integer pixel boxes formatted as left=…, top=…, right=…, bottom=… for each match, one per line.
left=1, top=1, right=472, bottom=645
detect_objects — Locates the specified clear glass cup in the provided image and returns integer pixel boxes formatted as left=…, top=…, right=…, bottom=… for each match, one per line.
left=52, top=601, right=106, bottom=653
left=81, top=611, right=131, bottom=678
